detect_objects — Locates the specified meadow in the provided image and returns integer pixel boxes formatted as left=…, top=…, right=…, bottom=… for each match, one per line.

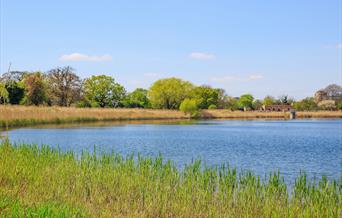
left=0, top=141, right=340, bottom=217
left=1, top=105, right=342, bottom=128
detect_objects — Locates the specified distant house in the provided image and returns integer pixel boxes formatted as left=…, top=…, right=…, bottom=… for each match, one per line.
left=263, top=104, right=292, bottom=112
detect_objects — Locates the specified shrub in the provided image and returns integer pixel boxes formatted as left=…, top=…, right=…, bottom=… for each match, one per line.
left=208, top=104, right=217, bottom=109
left=179, top=98, right=199, bottom=117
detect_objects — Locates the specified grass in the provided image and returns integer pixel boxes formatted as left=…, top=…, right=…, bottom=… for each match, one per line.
left=0, top=141, right=340, bottom=217
left=1, top=105, right=342, bottom=128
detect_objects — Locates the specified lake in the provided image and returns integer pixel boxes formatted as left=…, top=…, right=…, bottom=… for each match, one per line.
left=4, top=119, right=342, bottom=183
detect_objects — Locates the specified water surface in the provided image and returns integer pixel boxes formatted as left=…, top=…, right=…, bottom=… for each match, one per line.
left=5, top=119, right=342, bottom=182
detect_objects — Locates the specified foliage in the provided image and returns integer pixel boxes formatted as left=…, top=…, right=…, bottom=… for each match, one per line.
left=277, top=95, right=294, bottom=105
left=83, top=75, right=126, bottom=108
left=0, top=71, right=26, bottom=104
left=148, top=78, right=194, bottom=109
left=0, top=142, right=340, bottom=217
left=321, top=84, right=342, bottom=97
left=336, top=101, right=342, bottom=110
left=221, top=96, right=239, bottom=110
left=0, top=82, right=9, bottom=104
left=208, top=104, right=217, bottom=109
left=47, top=66, right=82, bottom=106
left=263, top=96, right=276, bottom=106
left=122, top=88, right=150, bottom=108
left=238, top=94, right=254, bottom=110
left=22, top=72, right=48, bottom=105
left=179, top=98, right=199, bottom=117
left=189, top=85, right=220, bottom=109
left=293, top=97, right=318, bottom=111
left=252, top=99, right=263, bottom=110
left=318, top=100, right=337, bottom=110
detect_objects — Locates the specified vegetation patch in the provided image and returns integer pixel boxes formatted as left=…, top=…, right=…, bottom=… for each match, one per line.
left=0, top=141, right=340, bottom=217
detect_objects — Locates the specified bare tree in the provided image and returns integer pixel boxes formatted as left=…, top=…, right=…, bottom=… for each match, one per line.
left=47, top=66, right=82, bottom=106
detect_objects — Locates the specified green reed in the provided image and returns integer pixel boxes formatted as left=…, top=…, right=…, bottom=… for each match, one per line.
left=0, top=141, right=340, bottom=217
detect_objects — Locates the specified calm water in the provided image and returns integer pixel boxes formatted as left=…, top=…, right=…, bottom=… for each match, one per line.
left=4, top=119, right=342, bottom=182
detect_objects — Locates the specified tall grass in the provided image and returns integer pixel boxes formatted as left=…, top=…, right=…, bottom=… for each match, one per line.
left=0, top=105, right=187, bottom=128
left=1, top=105, right=341, bottom=128
left=0, top=141, right=340, bottom=217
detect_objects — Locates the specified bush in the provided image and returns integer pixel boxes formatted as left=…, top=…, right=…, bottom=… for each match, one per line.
left=179, top=98, right=199, bottom=117
left=208, top=104, right=217, bottom=109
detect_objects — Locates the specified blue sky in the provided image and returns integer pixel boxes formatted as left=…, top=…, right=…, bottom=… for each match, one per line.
left=1, top=0, right=341, bottom=99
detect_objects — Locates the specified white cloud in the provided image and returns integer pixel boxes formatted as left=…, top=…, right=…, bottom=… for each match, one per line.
left=189, top=52, right=216, bottom=60
left=144, top=72, right=159, bottom=77
left=248, top=75, right=264, bottom=80
left=336, top=43, right=342, bottom=49
left=130, top=80, right=143, bottom=85
left=211, top=74, right=264, bottom=83
left=59, top=53, right=112, bottom=62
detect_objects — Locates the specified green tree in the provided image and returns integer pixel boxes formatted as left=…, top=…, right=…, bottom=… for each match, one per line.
left=148, top=78, right=194, bottom=109
left=238, top=94, right=254, bottom=111
left=22, top=72, right=48, bottom=105
left=0, top=71, right=26, bottom=104
left=263, top=96, right=276, bottom=106
left=253, top=99, right=263, bottom=110
left=293, top=97, right=318, bottom=111
left=83, top=75, right=126, bottom=108
left=122, top=88, right=150, bottom=108
left=0, top=82, right=9, bottom=104
left=179, top=98, right=199, bottom=117
left=47, top=66, right=82, bottom=106
left=190, top=85, right=220, bottom=109
left=220, top=96, right=239, bottom=110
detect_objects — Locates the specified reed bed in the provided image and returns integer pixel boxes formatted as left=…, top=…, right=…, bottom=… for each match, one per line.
left=0, top=105, right=187, bottom=128
left=0, top=141, right=340, bottom=217
left=1, top=105, right=342, bottom=128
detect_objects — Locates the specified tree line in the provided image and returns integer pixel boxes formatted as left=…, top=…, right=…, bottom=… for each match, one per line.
left=0, top=67, right=341, bottom=113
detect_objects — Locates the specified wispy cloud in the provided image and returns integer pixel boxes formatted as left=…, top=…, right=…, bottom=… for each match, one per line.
left=248, top=75, right=264, bottom=80
left=144, top=72, right=160, bottom=77
left=336, top=43, right=342, bottom=49
left=189, top=52, right=216, bottom=60
left=211, top=74, right=264, bottom=83
left=130, top=80, right=143, bottom=85
left=59, top=53, right=112, bottom=62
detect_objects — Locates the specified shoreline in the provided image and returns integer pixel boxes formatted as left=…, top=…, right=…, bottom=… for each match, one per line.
left=1, top=105, right=342, bottom=128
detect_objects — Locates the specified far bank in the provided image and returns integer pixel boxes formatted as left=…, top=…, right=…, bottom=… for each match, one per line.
left=1, top=105, right=342, bottom=128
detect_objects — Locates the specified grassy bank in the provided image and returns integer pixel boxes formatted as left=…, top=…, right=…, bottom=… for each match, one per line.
left=0, top=142, right=341, bottom=217
left=1, top=105, right=342, bottom=128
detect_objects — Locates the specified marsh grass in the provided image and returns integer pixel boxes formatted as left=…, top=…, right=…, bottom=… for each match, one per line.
left=0, top=141, right=340, bottom=217
left=1, top=105, right=341, bottom=128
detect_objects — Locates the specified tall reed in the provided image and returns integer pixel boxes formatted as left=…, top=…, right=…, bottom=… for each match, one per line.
left=0, top=142, right=341, bottom=217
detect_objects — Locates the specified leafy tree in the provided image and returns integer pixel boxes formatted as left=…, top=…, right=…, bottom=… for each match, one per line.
left=148, top=78, right=194, bottom=109
left=238, top=94, right=254, bottom=110
left=0, top=71, right=26, bottom=104
left=47, top=66, right=82, bottom=106
left=122, top=88, right=150, bottom=108
left=219, top=96, right=239, bottom=110
left=22, top=72, right=48, bottom=105
left=190, top=85, right=220, bottom=109
left=263, top=96, right=276, bottom=106
left=293, top=97, right=318, bottom=111
left=179, top=98, right=199, bottom=117
left=322, top=84, right=342, bottom=97
left=83, top=75, right=126, bottom=108
left=0, top=82, right=9, bottom=104
left=253, top=99, right=263, bottom=110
